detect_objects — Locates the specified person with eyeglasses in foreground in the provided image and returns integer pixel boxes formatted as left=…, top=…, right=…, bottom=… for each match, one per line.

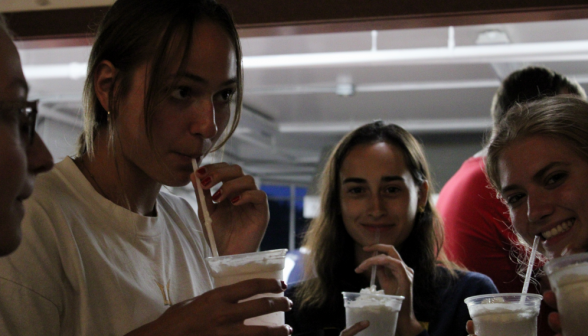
left=0, top=16, right=54, bottom=257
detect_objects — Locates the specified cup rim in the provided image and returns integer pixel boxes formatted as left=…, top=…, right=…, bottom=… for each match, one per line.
left=464, top=293, right=543, bottom=305
left=342, top=291, right=405, bottom=300
left=205, top=248, right=288, bottom=262
left=544, top=252, right=588, bottom=275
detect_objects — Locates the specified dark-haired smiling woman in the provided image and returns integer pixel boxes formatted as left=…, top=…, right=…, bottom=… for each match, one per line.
left=286, top=121, right=497, bottom=336
left=0, top=1, right=291, bottom=336
left=0, top=16, right=53, bottom=257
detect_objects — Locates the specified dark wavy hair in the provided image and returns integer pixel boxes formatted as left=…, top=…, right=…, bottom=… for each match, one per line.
left=296, top=121, right=458, bottom=315
left=490, top=66, right=586, bottom=135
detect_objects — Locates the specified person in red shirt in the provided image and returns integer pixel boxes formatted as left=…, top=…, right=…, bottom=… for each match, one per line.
left=436, top=66, right=586, bottom=336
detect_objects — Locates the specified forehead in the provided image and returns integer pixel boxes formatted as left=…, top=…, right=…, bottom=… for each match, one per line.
left=0, top=30, right=27, bottom=101
left=169, top=19, right=236, bottom=79
left=340, top=142, right=409, bottom=178
left=498, top=136, right=581, bottom=187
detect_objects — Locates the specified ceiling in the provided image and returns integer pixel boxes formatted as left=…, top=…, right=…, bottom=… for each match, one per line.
left=6, top=2, right=588, bottom=187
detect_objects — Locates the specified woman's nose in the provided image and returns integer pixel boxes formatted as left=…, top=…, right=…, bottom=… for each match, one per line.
left=527, top=192, right=554, bottom=224
left=189, top=98, right=218, bottom=139
left=27, top=133, right=53, bottom=175
left=367, top=195, right=386, bottom=218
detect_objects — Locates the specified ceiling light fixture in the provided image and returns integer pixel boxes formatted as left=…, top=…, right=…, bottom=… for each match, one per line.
left=242, top=39, right=588, bottom=69
left=22, top=39, right=588, bottom=80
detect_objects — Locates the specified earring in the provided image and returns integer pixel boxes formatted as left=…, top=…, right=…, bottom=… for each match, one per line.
left=418, top=205, right=425, bottom=213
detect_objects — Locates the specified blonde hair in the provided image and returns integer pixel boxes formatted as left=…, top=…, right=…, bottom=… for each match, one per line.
left=486, top=95, right=588, bottom=193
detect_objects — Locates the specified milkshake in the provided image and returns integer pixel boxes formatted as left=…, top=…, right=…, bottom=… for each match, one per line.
left=465, top=293, right=542, bottom=336
left=206, top=248, right=288, bottom=326
left=342, top=288, right=404, bottom=336
left=545, top=252, right=588, bottom=336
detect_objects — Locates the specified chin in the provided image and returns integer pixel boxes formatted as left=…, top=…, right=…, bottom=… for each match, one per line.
left=0, top=226, right=22, bottom=257
left=163, top=176, right=192, bottom=188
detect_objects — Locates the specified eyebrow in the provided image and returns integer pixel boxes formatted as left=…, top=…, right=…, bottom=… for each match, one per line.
left=341, top=176, right=404, bottom=184
left=174, top=72, right=237, bottom=87
left=501, top=161, right=569, bottom=194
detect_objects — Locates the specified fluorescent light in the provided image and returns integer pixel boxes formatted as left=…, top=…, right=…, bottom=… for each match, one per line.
left=23, top=62, right=87, bottom=80
left=243, top=39, right=588, bottom=69
left=279, top=118, right=493, bottom=134
left=22, top=39, right=588, bottom=80
left=246, top=79, right=501, bottom=95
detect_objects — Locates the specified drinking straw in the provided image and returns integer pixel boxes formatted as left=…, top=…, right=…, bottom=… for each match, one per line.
left=192, top=159, right=219, bottom=257
left=520, top=235, right=540, bottom=301
left=369, top=229, right=381, bottom=291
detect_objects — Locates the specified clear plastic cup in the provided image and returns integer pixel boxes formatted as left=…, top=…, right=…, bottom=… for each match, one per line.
left=544, top=252, right=588, bottom=336
left=206, top=249, right=288, bottom=326
left=342, top=291, right=404, bottom=336
left=465, top=293, right=542, bottom=336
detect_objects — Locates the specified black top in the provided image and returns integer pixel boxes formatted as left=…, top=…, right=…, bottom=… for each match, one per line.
left=285, top=267, right=498, bottom=336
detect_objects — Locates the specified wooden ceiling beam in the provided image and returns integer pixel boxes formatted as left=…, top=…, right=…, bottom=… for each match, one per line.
left=3, top=0, right=588, bottom=43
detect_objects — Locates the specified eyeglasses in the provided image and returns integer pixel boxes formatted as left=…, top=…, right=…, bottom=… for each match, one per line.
left=0, top=100, right=38, bottom=145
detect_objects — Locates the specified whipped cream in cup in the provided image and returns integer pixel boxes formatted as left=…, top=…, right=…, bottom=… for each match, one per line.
left=342, top=288, right=404, bottom=336
left=465, top=293, right=542, bottom=336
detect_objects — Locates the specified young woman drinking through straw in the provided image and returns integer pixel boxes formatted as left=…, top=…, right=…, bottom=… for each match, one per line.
left=0, top=1, right=291, bottom=335
left=286, top=121, right=497, bottom=336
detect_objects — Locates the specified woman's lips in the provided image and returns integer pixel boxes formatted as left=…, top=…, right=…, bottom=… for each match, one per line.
left=541, top=219, right=575, bottom=240
left=541, top=219, right=576, bottom=252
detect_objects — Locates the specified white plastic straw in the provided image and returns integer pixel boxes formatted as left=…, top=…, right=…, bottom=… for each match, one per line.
left=192, top=159, right=219, bottom=257
left=369, top=229, right=381, bottom=291
left=521, top=235, right=540, bottom=299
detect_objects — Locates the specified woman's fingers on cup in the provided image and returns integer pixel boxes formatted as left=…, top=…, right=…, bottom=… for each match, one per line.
left=237, top=324, right=294, bottom=336
left=340, top=321, right=369, bottom=336
left=229, top=296, right=292, bottom=324
left=466, top=320, right=475, bottom=334
left=219, top=278, right=287, bottom=302
left=543, top=290, right=558, bottom=309
left=548, top=311, right=562, bottom=334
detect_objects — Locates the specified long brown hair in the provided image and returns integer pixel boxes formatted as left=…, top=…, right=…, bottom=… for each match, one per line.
left=78, top=0, right=243, bottom=158
left=297, top=121, right=457, bottom=312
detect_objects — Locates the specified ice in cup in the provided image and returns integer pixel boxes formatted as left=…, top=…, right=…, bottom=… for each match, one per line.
left=206, top=248, right=288, bottom=326
left=465, top=293, right=542, bottom=336
left=544, top=252, right=588, bottom=336
left=342, top=289, right=404, bottom=336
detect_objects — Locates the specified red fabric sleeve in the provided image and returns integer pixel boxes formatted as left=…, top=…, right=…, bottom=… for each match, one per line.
left=437, top=157, right=525, bottom=294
